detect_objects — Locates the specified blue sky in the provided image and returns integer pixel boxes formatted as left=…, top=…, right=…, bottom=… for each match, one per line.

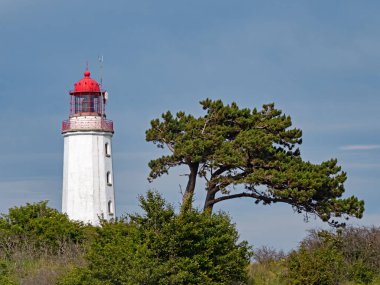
left=1, top=0, right=379, bottom=251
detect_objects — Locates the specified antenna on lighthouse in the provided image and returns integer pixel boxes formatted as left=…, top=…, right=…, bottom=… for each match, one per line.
left=98, top=55, right=104, bottom=88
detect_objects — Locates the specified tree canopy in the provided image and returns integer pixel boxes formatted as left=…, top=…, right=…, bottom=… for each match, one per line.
left=146, top=99, right=364, bottom=226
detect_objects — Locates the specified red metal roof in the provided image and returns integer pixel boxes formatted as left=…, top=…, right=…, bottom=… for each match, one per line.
left=71, top=70, right=101, bottom=94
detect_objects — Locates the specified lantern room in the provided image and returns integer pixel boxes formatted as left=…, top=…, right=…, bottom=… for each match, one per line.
left=69, top=70, right=106, bottom=116
left=62, top=69, right=113, bottom=134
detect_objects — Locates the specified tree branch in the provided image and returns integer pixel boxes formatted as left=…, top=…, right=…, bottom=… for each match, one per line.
left=206, top=192, right=288, bottom=208
left=201, top=118, right=209, bottom=134
left=166, top=143, right=175, bottom=153
left=211, top=166, right=230, bottom=179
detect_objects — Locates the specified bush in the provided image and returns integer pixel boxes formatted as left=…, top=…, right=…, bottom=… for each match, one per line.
left=287, top=244, right=345, bottom=285
left=58, top=191, right=252, bottom=285
left=287, top=227, right=380, bottom=285
left=247, top=246, right=287, bottom=285
left=340, top=227, right=380, bottom=284
left=0, top=201, right=88, bottom=284
left=248, top=260, right=287, bottom=285
left=0, top=201, right=86, bottom=256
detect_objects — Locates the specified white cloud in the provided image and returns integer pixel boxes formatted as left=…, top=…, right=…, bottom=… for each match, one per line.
left=340, top=144, right=380, bottom=151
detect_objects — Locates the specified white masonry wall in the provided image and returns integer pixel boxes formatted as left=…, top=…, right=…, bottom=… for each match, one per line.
left=62, top=131, right=115, bottom=225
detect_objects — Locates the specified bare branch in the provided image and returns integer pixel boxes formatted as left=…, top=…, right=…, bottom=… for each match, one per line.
left=201, top=118, right=209, bottom=134
left=165, top=142, right=175, bottom=153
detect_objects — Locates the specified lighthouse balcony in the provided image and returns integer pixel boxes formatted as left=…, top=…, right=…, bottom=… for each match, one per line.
left=62, top=117, right=114, bottom=133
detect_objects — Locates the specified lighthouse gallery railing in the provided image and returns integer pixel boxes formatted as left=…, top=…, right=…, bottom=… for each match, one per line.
left=62, top=118, right=114, bottom=133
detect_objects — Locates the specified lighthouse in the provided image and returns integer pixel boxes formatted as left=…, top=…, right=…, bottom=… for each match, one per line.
left=61, top=69, right=115, bottom=225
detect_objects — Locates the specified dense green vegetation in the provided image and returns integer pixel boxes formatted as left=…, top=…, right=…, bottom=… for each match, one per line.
left=58, top=191, right=251, bottom=285
left=146, top=99, right=363, bottom=226
left=0, top=199, right=379, bottom=284
left=0, top=194, right=251, bottom=285
left=0, top=201, right=87, bottom=284
left=248, top=227, right=380, bottom=285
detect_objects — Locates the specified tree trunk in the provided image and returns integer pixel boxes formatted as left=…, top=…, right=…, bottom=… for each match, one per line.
left=203, top=188, right=216, bottom=213
left=182, top=162, right=199, bottom=204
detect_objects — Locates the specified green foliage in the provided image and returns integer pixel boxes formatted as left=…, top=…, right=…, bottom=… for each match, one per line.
left=248, top=246, right=287, bottom=285
left=0, top=201, right=86, bottom=254
left=0, top=201, right=87, bottom=284
left=339, top=227, right=380, bottom=284
left=0, top=201, right=377, bottom=285
left=0, top=260, right=17, bottom=285
left=247, top=260, right=287, bottom=285
left=56, top=268, right=104, bottom=285
left=286, top=227, right=380, bottom=285
left=58, top=191, right=252, bottom=285
left=287, top=243, right=345, bottom=285
left=245, top=227, right=380, bottom=285
left=348, top=259, right=376, bottom=285
left=146, top=99, right=364, bottom=225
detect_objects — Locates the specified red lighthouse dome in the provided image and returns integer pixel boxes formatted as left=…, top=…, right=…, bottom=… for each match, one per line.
left=71, top=70, right=101, bottom=94
left=66, top=69, right=107, bottom=117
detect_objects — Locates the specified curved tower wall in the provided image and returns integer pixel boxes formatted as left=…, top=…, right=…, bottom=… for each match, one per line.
left=62, top=129, right=115, bottom=225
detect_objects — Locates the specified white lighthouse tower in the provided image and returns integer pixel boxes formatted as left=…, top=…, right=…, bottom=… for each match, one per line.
left=61, top=69, right=115, bottom=225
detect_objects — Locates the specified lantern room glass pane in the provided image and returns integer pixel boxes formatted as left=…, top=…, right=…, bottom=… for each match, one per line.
left=71, top=94, right=103, bottom=115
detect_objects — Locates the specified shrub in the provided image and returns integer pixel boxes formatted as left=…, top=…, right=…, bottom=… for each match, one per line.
left=287, top=231, right=345, bottom=285
left=58, top=191, right=252, bottom=285
left=287, top=227, right=380, bottom=285
left=340, top=227, right=380, bottom=284
left=248, top=260, right=287, bottom=285
left=247, top=246, right=287, bottom=285
left=0, top=201, right=88, bottom=284
left=0, top=201, right=86, bottom=256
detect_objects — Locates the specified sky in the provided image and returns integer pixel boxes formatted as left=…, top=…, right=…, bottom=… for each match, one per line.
left=0, top=0, right=379, bottom=251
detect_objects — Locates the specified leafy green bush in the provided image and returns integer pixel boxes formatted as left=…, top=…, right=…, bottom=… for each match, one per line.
left=247, top=260, right=287, bottom=285
left=58, top=191, right=252, bottom=285
left=340, top=227, right=380, bottom=284
left=0, top=201, right=86, bottom=255
left=286, top=228, right=380, bottom=285
left=287, top=245, right=344, bottom=285
left=0, top=201, right=88, bottom=284
left=348, top=259, right=376, bottom=285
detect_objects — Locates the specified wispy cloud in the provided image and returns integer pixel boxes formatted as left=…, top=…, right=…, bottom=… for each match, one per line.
left=340, top=144, right=380, bottom=151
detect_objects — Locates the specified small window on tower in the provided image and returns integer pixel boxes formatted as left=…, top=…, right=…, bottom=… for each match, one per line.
left=106, top=171, right=112, bottom=186
left=108, top=200, right=113, bottom=215
left=105, top=143, right=111, bottom=157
